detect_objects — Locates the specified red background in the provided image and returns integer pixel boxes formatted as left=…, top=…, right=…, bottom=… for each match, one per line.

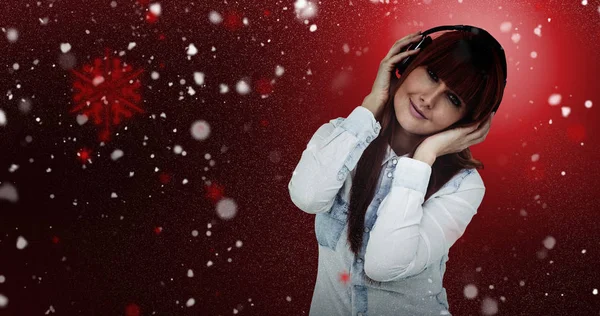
left=0, top=0, right=599, bottom=315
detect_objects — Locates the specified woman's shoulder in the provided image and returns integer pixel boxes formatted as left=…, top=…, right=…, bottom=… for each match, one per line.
left=456, top=168, right=485, bottom=190
left=428, top=167, right=484, bottom=201
left=436, top=167, right=484, bottom=194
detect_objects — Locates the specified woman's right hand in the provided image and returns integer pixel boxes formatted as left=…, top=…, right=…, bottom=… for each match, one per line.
left=362, top=30, right=424, bottom=118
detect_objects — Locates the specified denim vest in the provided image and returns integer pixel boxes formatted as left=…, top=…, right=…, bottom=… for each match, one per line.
left=314, top=153, right=474, bottom=316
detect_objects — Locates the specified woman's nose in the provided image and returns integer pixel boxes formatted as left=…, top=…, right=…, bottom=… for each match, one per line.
left=420, top=84, right=448, bottom=107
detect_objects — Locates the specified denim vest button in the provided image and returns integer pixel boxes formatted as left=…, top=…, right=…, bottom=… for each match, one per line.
left=387, top=172, right=393, bottom=178
left=357, top=258, right=363, bottom=263
left=364, top=227, right=370, bottom=233
left=392, top=158, right=397, bottom=165
left=366, top=136, right=372, bottom=142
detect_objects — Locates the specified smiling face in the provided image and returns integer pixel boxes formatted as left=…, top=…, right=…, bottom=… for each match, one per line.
left=393, top=65, right=469, bottom=136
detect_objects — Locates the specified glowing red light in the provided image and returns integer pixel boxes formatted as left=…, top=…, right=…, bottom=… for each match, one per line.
left=255, top=78, right=272, bottom=95
left=339, top=270, right=350, bottom=285
left=223, top=11, right=243, bottom=31
left=204, top=182, right=225, bottom=203
left=125, top=303, right=140, bottom=316
left=159, top=172, right=171, bottom=184
left=77, top=148, right=92, bottom=163
left=145, top=12, right=158, bottom=23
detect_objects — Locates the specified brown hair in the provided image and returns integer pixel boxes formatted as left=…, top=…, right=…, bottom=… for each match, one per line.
left=346, top=30, right=505, bottom=283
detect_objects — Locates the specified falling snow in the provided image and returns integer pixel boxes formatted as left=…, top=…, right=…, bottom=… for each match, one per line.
left=186, top=43, right=198, bottom=56
left=190, top=120, right=211, bottom=140
left=16, top=236, right=28, bottom=250
left=208, top=11, right=223, bottom=24
left=548, top=93, right=562, bottom=106
left=6, top=28, right=18, bottom=42
left=0, top=183, right=18, bottom=203
left=110, top=149, right=124, bottom=160
left=0, top=109, right=6, bottom=126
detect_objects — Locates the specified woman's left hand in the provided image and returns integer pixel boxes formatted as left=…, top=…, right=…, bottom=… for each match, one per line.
left=419, top=112, right=495, bottom=158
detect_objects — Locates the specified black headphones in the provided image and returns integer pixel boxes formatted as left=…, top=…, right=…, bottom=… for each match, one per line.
left=393, top=25, right=507, bottom=113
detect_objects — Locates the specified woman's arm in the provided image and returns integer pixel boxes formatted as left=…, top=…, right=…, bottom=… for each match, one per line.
left=364, top=157, right=485, bottom=282
left=288, top=105, right=381, bottom=214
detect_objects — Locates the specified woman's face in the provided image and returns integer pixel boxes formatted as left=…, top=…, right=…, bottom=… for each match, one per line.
left=393, top=65, right=468, bottom=136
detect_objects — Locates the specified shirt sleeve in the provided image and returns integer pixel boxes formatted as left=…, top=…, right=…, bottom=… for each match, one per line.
left=364, top=156, right=485, bottom=282
left=288, top=106, right=381, bottom=214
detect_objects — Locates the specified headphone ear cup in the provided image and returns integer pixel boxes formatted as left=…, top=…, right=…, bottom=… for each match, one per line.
left=397, top=55, right=414, bottom=75
left=390, top=36, right=432, bottom=95
left=394, top=36, right=431, bottom=79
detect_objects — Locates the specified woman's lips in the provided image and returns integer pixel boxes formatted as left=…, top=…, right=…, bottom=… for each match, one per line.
left=410, top=99, right=427, bottom=119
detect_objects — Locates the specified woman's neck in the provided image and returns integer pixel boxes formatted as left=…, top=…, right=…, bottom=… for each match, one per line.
left=389, top=122, right=426, bottom=157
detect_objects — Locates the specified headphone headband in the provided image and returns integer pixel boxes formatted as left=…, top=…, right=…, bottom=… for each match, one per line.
left=419, top=25, right=507, bottom=87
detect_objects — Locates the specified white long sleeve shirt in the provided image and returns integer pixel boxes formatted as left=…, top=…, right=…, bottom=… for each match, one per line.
left=289, top=105, right=486, bottom=316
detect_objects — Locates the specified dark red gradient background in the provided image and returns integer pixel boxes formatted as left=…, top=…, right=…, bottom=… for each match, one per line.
left=0, top=0, right=599, bottom=315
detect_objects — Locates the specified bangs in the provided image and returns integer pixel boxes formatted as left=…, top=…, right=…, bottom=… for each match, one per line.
left=421, top=36, right=499, bottom=117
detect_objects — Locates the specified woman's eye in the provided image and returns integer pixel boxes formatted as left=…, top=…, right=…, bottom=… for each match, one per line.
left=428, top=69, right=461, bottom=107
left=427, top=69, right=438, bottom=81
left=449, top=95, right=461, bottom=107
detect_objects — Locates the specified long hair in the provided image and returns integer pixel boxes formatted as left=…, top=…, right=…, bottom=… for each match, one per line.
left=346, top=30, right=505, bottom=282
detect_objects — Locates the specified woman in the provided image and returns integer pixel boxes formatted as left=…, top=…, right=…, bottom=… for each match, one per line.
left=289, top=26, right=506, bottom=316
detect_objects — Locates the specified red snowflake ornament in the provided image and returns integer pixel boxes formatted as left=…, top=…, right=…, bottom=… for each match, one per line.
left=70, top=48, right=144, bottom=142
